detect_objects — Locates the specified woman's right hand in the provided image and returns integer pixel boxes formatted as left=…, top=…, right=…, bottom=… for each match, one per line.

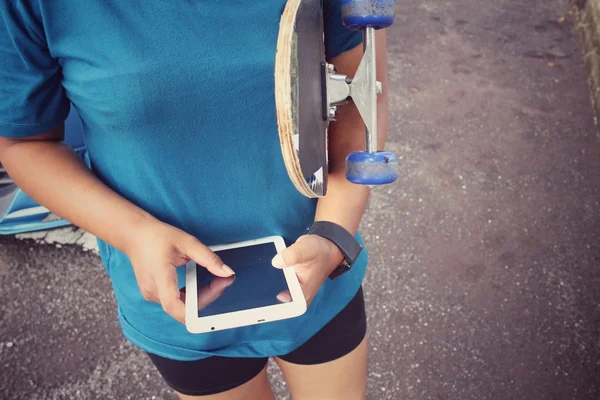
left=0, top=135, right=234, bottom=325
left=124, top=218, right=235, bottom=324
left=0, top=134, right=235, bottom=325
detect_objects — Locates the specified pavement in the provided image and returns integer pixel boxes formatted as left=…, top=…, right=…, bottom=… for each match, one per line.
left=1, top=0, right=600, bottom=399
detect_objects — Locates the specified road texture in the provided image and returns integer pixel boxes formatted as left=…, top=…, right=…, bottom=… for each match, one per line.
left=1, top=0, right=600, bottom=399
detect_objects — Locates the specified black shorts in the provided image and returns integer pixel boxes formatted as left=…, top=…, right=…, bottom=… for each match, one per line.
left=146, top=287, right=366, bottom=397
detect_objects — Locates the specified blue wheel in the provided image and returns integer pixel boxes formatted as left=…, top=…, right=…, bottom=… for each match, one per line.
left=341, top=0, right=396, bottom=30
left=346, top=151, right=398, bottom=185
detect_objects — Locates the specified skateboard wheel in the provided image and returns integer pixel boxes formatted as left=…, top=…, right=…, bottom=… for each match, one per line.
left=345, top=151, right=398, bottom=185
left=341, top=0, right=396, bottom=30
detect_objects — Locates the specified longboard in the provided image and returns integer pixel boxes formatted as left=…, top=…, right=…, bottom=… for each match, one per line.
left=275, top=0, right=399, bottom=198
left=275, top=0, right=329, bottom=198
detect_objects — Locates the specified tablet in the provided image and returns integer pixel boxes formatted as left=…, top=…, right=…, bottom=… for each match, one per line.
left=185, top=236, right=307, bottom=333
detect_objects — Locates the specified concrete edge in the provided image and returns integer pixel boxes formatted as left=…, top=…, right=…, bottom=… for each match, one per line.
left=576, top=0, right=600, bottom=140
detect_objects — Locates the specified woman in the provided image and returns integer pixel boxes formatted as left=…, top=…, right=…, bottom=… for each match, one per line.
left=0, top=1, right=389, bottom=399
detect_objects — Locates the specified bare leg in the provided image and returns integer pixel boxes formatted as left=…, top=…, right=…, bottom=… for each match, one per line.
left=275, top=337, right=368, bottom=400
left=175, top=365, right=275, bottom=400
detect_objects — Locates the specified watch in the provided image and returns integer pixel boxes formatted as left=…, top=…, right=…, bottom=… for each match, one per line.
left=306, top=221, right=363, bottom=280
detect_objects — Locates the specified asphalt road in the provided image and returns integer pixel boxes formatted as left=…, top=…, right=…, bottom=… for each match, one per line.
left=2, top=0, right=600, bottom=399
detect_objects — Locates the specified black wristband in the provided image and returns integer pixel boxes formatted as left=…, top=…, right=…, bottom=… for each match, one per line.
left=307, top=221, right=363, bottom=280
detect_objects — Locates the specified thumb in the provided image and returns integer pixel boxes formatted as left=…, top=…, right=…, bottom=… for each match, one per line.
left=271, top=236, right=318, bottom=269
left=156, top=267, right=186, bottom=323
left=182, top=236, right=234, bottom=277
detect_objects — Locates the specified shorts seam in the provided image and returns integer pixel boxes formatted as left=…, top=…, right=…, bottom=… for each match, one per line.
left=164, top=370, right=266, bottom=397
left=279, top=325, right=367, bottom=365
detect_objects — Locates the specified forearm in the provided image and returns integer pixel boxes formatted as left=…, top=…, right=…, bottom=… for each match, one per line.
left=315, top=172, right=370, bottom=236
left=0, top=139, right=155, bottom=253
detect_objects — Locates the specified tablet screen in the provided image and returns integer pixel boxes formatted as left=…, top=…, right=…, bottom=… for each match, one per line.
left=195, top=242, right=290, bottom=318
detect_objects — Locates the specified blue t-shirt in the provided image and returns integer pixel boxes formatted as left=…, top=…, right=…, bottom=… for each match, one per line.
left=0, top=0, right=368, bottom=361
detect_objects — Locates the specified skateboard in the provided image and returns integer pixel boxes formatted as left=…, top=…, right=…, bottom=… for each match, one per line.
left=275, top=0, right=399, bottom=198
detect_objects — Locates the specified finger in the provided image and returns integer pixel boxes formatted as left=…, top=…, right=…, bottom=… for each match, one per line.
left=271, top=236, right=318, bottom=269
left=156, top=267, right=186, bottom=324
left=197, top=276, right=235, bottom=310
left=138, top=279, right=159, bottom=303
left=183, top=236, right=234, bottom=277
left=276, top=290, right=292, bottom=303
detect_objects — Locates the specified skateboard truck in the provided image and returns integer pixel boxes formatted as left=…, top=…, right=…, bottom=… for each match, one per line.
left=323, top=0, right=398, bottom=187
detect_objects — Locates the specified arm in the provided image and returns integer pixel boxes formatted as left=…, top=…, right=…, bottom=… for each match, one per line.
left=0, top=129, right=154, bottom=254
left=0, top=130, right=232, bottom=323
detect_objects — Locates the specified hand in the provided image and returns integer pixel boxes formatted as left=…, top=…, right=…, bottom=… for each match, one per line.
left=271, top=234, right=344, bottom=305
left=125, top=219, right=235, bottom=323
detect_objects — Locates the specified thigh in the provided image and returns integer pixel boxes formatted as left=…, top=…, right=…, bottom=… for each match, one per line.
left=146, top=352, right=274, bottom=400
left=275, top=287, right=368, bottom=400
left=277, top=337, right=367, bottom=400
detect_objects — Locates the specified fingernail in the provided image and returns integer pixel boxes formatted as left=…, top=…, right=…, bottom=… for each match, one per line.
left=221, top=264, right=235, bottom=275
left=272, top=254, right=285, bottom=268
left=277, top=292, right=292, bottom=303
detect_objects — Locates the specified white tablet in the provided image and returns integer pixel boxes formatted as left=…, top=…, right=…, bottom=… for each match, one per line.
left=185, top=236, right=307, bottom=334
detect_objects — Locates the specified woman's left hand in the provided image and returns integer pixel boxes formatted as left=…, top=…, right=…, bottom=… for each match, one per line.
left=271, top=234, right=343, bottom=305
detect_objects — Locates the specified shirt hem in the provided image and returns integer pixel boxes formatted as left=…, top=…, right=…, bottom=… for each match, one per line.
left=121, top=320, right=300, bottom=362
left=0, top=109, right=70, bottom=138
